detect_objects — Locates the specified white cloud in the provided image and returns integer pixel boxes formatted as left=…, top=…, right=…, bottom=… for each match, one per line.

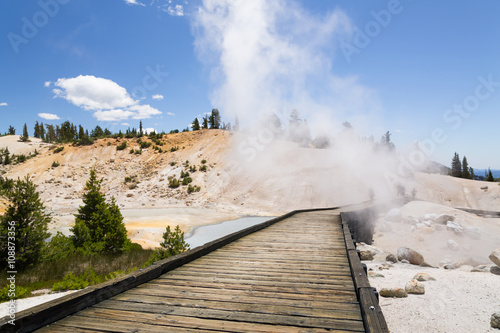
left=0, top=102, right=7, bottom=107
left=164, top=4, right=184, bottom=16
left=38, top=113, right=61, bottom=120
left=152, top=94, right=164, bottom=100
left=143, top=127, right=156, bottom=134
left=166, top=112, right=175, bottom=116
left=121, top=122, right=130, bottom=126
left=44, top=81, right=51, bottom=87
left=94, top=110, right=135, bottom=121
left=50, top=75, right=162, bottom=121
left=124, top=0, right=145, bottom=6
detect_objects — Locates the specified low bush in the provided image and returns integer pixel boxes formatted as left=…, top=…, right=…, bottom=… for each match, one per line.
left=116, top=141, right=127, bottom=151
left=51, top=161, right=60, bottom=168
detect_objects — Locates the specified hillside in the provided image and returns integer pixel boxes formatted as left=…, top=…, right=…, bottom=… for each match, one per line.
left=1, top=130, right=500, bottom=247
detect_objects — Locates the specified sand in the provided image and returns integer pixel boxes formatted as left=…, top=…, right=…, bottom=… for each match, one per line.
left=367, top=262, right=500, bottom=333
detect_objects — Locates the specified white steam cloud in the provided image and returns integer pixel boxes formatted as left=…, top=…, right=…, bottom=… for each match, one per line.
left=193, top=0, right=417, bottom=208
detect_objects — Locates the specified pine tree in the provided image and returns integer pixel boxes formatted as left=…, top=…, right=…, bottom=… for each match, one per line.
left=192, top=118, right=200, bottom=131
left=8, top=125, right=15, bottom=135
left=462, top=156, right=471, bottom=179
left=486, top=168, right=495, bottom=182
left=451, top=152, right=462, bottom=178
left=202, top=116, right=209, bottom=129
left=209, top=109, right=221, bottom=129
left=71, top=169, right=129, bottom=253
left=0, top=176, right=51, bottom=270
left=139, top=121, right=143, bottom=137
left=20, top=123, right=29, bottom=142
left=34, top=121, right=40, bottom=138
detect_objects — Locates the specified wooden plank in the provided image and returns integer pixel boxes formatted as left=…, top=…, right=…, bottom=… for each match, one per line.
left=133, top=282, right=359, bottom=303
left=127, top=285, right=360, bottom=309
left=157, top=274, right=355, bottom=290
left=94, top=299, right=366, bottom=331
left=111, top=293, right=363, bottom=321
left=358, top=287, right=389, bottom=333
left=347, top=249, right=371, bottom=289
left=76, top=307, right=349, bottom=333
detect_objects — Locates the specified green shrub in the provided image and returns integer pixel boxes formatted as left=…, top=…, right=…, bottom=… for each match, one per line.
left=42, top=232, right=76, bottom=261
left=54, top=146, right=64, bottom=153
left=170, top=146, right=179, bottom=152
left=182, top=177, right=192, bottom=186
left=51, top=161, right=60, bottom=168
left=170, top=162, right=176, bottom=166
left=52, top=266, right=105, bottom=291
left=180, top=171, right=190, bottom=178
left=143, top=225, right=189, bottom=267
left=134, top=149, right=142, bottom=155
left=199, top=165, right=207, bottom=172
left=140, top=141, right=152, bottom=149
left=189, top=165, right=197, bottom=173
left=169, top=178, right=180, bottom=188
left=116, top=141, right=127, bottom=151
left=201, top=159, right=207, bottom=164
left=0, top=285, right=30, bottom=302
left=128, top=183, right=137, bottom=190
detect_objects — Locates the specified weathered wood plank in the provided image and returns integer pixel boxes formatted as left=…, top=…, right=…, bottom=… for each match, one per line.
left=94, top=299, right=366, bottom=331
left=111, top=293, right=363, bottom=321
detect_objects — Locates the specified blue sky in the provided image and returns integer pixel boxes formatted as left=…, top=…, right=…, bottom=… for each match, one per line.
left=1, top=0, right=500, bottom=169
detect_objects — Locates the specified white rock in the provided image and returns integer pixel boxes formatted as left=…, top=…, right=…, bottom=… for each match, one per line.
left=447, top=221, right=464, bottom=235
left=405, top=279, right=425, bottom=294
left=465, top=227, right=481, bottom=239
left=490, top=249, right=500, bottom=267
left=423, top=213, right=438, bottom=221
left=413, top=273, right=436, bottom=281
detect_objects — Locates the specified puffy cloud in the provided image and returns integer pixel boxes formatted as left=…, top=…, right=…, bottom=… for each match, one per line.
left=164, top=5, right=184, bottom=16
left=0, top=102, right=7, bottom=107
left=38, top=113, right=60, bottom=120
left=50, top=75, right=163, bottom=121
left=121, top=122, right=130, bottom=126
left=152, top=94, right=164, bottom=100
left=44, top=81, right=51, bottom=87
left=53, top=75, right=136, bottom=111
left=143, top=127, right=156, bottom=134
left=124, top=0, right=145, bottom=6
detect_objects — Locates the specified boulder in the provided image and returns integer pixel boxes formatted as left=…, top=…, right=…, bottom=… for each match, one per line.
left=385, top=208, right=402, bottom=223
left=447, top=221, right=464, bottom=235
left=397, top=247, right=425, bottom=265
left=413, top=273, right=436, bottom=281
left=405, top=279, right=425, bottom=295
left=491, top=266, right=500, bottom=276
left=489, top=249, right=500, bottom=267
left=435, top=214, right=455, bottom=225
left=423, top=213, right=438, bottom=222
left=491, top=312, right=500, bottom=329
left=386, top=253, right=398, bottom=263
left=471, top=265, right=490, bottom=273
left=357, top=243, right=382, bottom=261
left=369, top=272, right=385, bottom=278
left=379, top=288, right=408, bottom=298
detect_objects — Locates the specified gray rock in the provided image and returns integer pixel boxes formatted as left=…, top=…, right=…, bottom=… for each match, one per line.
left=491, top=266, right=500, bottom=276
left=444, top=264, right=456, bottom=270
left=490, top=248, right=500, bottom=267
left=413, top=273, right=436, bottom=281
left=397, top=247, right=425, bottom=265
left=471, top=265, right=490, bottom=273
left=369, top=271, right=385, bottom=278
left=405, top=279, right=425, bottom=294
left=491, top=312, right=500, bottom=329
left=357, top=243, right=382, bottom=261
left=435, top=214, right=455, bottom=225
left=379, top=288, right=408, bottom=298
left=386, top=253, right=398, bottom=263
left=447, top=221, right=464, bottom=235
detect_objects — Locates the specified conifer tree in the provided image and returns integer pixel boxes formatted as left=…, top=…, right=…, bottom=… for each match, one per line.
left=71, top=169, right=129, bottom=253
left=0, top=176, right=51, bottom=270
left=486, top=168, right=495, bottom=182
left=192, top=118, right=200, bottom=131
left=462, top=156, right=471, bottom=179
left=20, top=123, right=29, bottom=142
left=451, top=152, right=462, bottom=178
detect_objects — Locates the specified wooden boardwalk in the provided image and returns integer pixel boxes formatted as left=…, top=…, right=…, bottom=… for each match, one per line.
left=5, top=209, right=387, bottom=332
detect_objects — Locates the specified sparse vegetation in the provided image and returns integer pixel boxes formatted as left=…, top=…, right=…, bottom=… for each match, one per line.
left=187, top=184, right=201, bottom=194
left=116, top=141, right=127, bottom=151
left=201, top=159, right=207, bottom=164
left=180, top=171, right=190, bottom=178
left=170, top=146, right=179, bottom=152
left=189, top=165, right=197, bottom=173
left=170, top=161, right=176, bottom=166
left=143, top=225, right=189, bottom=267
left=182, top=177, right=193, bottom=186
left=53, top=146, right=64, bottom=153
left=51, top=161, right=60, bottom=168
left=200, top=165, right=207, bottom=172
left=140, top=141, right=152, bottom=149
left=169, top=178, right=180, bottom=188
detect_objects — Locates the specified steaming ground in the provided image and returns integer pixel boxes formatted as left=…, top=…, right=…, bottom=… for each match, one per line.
left=2, top=132, right=500, bottom=332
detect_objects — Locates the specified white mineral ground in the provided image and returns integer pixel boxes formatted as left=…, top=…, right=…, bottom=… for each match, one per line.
left=1, top=134, right=500, bottom=332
